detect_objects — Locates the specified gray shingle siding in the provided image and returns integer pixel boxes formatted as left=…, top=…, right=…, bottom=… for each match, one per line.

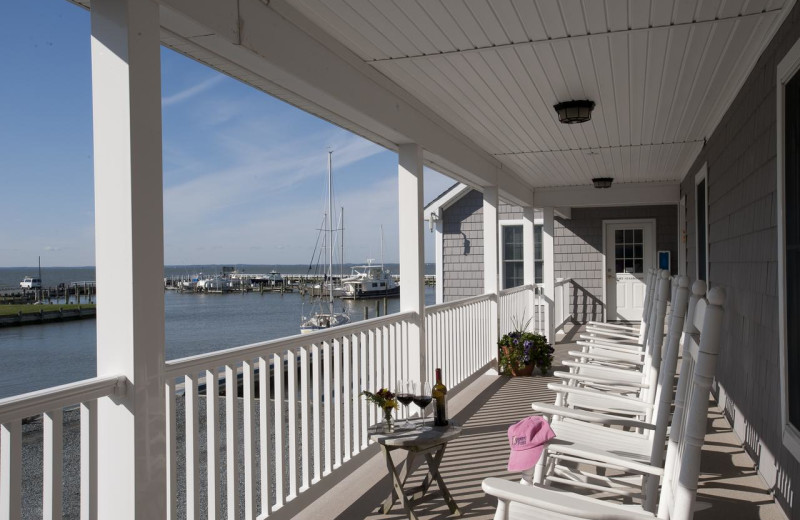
left=441, top=191, right=678, bottom=323
left=555, top=206, right=677, bottom=322
left=680, top=3, right=800, bottom=516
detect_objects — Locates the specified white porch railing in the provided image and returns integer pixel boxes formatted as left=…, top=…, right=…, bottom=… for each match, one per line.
left=0, top=375, right=126, bottom=519
left=553, top=278, right=574, bottom=334
left=163, top=311, right=414, bottom=520
left=498, top=284, right=547, bottom=337
left=0, top=284, right=560, bottom=520
left=424, top=294, right=495, bottom=389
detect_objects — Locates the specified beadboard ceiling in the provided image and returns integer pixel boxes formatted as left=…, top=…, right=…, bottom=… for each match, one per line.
left=283, top=0, right=788, bottom=188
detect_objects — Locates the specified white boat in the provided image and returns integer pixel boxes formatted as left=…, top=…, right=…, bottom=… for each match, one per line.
left=341, top=260, right=400, bottom=299
left=301, top=151, right=351, bottom=334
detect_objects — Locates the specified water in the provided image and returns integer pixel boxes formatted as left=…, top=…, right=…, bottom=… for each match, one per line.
left=0, top=266, right=436, bottom=399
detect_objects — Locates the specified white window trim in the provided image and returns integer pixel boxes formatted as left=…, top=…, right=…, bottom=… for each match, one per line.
left=695, top=164, right=709, bottom=283
left=499, top=218, right=543, bottom=289
left=777, top=36, right=800, bottom=462
left=679, top=195, right=687, bottom=276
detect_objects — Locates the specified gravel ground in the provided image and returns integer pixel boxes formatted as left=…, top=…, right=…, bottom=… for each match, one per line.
left=16, top=395, right=322, bottom=519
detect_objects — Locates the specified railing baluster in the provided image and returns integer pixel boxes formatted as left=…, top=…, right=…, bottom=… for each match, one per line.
left=243, top=360, right=256, bottom=520
left=81, top=400, right=98, bottom=520
left=225, top=363, right=240, bottom=520
left=185, top=373, right=200, bottom=520
left=258, top=357, right=271, bottom=517
left=299, top=346, right=310, bottom=492
left=333, top=338, right=342, bottom=469
left=286, top=350, right=298, bottom=500
left=206, top=369, right=220, bottom=520
left=342, top=336, right=352, bottom=461
left=1, top=420, right=22, bottom=520
left=368, top=331, right=376, bottom=426
left=360, top=332, right=368, bottom=446
left=323, top=341, right=332, bottom=476
left=273, top=353, right=284, bottom=509
left=311, top=344, right=321, bottom=483
left=351, top=333, right=361, bottom=453
left=43, top=408, right=63, bottom=520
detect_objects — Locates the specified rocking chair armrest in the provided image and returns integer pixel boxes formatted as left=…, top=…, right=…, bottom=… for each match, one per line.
left=582, top=328, right=641, bottom=341
left=531, top=402, right=656, bottom=430
left=560, top=360, right=647, bottom=379
left=586, top=320, right=640, bottom=332
left=547, top=383, right=653, bottom=410
left=566, top=350, right=646, bottom=366
left=577, top=337, right=645, bottom=349
left=481, top=478, right=656, bottom=520
left=553, top=371, right=648, bottom=389
left=576, top=341, right=645, bottom=354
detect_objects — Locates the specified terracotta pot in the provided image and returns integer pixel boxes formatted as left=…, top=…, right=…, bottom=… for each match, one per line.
left=501, top=346, right=535, bottom=377
left=511, top=364, right=535, bottom=377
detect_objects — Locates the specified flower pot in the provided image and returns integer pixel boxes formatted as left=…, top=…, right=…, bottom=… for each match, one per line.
left=510, top=364, right=535, bottom=377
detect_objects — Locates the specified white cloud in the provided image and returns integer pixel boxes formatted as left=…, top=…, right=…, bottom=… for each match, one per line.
left=162, top=76, right=225, bottom=107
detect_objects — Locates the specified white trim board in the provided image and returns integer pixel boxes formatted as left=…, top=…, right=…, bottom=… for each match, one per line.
left=695, top=164, right=710, bottom=283
left=777, top=34, right=800, bottom=462
left=601, top=219, right=657, bottom=322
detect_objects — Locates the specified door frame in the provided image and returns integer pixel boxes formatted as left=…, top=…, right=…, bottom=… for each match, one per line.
left=602, top=218, right=657, bottom=321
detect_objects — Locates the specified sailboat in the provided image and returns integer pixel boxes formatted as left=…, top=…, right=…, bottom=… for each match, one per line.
left=300, top=151, right=351, bottom=334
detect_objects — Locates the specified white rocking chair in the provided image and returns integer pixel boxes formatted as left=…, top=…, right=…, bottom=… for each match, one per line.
left=483, top=285, right=726, bottom=520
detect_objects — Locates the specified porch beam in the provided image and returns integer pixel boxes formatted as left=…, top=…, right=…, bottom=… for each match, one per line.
left=90, top=0, right=166, bottom=518
left=398, top=143, right=426, bottom=383
left=533, top=183, right=680, bottom=208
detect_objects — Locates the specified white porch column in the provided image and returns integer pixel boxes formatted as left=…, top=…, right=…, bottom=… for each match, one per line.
left=483, top=186, right=499, bottom=370
left=433, top=209, right=444, bottom=304
left=91, top=1, right=166, bottom=518
left=542, top=206, right=556, bottom=342
left=398, top=144, right=426, bottom=383
left=522, top=206, right=535, bottom=286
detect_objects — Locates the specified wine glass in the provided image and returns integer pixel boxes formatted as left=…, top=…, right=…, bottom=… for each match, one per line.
left=396, top=380, right=414, bottom=428
left=413, top=381, right=433, bottom=431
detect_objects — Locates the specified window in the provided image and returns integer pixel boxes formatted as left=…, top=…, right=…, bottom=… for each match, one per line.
left=778, top=38, right=800, bottom=460
left=503, top=225, right=524, bottom=288
left=696, top=166, right=708, bottom=282
left=501, top=223, right=544, bottom=289
left=614, top=229, right=644, bottom=274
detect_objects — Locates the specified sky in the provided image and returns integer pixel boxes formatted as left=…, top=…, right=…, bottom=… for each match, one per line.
left=0, top=1, right=456, bottom=267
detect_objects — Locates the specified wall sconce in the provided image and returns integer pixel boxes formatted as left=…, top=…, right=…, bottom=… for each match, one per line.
left=429, top=212, right=439, bottom=233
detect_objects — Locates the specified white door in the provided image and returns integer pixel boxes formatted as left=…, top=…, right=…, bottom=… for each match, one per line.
left=605, top=221, right=656, bottom=321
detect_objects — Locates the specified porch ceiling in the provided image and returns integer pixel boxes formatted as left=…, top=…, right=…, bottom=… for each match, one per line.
left=284, top=0, right=788, bottom=188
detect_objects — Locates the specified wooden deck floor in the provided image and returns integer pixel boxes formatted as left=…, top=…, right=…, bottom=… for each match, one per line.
left=294, top=328, right=786, bottom=520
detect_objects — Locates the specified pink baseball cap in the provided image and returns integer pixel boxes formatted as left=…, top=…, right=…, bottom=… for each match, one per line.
left=507, top=416, right=555, bottom=472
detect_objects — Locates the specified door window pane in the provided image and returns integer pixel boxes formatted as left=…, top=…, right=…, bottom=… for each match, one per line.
left=614, top=227, right=645, bottom=274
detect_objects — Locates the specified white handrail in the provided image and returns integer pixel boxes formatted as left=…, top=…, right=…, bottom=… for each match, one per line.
left=0, top=375, right=124, bottom=424
left=425, top=292, right=493, bottom=314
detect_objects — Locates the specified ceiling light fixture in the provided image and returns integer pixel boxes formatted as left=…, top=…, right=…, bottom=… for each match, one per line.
left=554, top=100, right=595, bottom=124
left=592, top=177, right=614, bottom=189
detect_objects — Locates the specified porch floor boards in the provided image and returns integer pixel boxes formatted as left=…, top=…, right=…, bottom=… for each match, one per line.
left=294, top=326, right=786, bottom=520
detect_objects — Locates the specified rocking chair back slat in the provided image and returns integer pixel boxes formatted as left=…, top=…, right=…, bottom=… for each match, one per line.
left=658, top=284, right=725, bottom=520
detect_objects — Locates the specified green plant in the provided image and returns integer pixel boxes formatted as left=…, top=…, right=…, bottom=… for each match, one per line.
left=498, top=316, right=554, bottom=375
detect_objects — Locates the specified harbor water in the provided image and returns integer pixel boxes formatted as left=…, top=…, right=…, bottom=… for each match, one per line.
left=0, top=265, right=435, bottom=399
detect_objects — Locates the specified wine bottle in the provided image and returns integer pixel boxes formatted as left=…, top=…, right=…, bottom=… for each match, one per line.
left=432, top=368, right=448, bottom=426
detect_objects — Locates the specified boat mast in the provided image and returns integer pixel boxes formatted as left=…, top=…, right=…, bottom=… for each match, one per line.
left=328, top=150, right=334, bottom=314
left=340, top=207, right=344, bottom=282
left=380, top=225, right=384, bottom=270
